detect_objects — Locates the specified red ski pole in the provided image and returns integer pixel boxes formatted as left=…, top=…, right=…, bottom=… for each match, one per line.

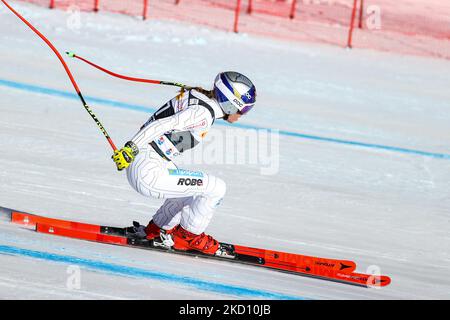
left=1, top=0, right=118, bottom=152
left=66, top=51, right=193, bottom=90
left=347, top=0, right=358, bottom=48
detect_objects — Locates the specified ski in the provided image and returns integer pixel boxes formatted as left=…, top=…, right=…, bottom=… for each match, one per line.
left=8, top=209, right=357, bottom=274
left=99, top=224, right=358, bottom=274
left=3, top=206, right=391, bottom=287
left=35, top=222, right=390, bottom=287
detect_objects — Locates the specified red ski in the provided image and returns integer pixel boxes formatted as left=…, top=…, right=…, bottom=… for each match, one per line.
left=2, top=206, right=391, bottom=287
left=9, top=209, right=356, bottom=273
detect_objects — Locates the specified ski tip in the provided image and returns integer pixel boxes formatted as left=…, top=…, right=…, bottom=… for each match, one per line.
left=66, top=51, right=76, bottom=58
left=367, top=275, right=392, bottom=288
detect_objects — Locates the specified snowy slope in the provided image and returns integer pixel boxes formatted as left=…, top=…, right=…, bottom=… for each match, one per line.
left=1, top=2, right=450, bottom=299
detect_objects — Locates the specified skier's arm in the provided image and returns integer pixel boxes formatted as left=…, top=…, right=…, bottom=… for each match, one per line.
left=112, top=106, right=210, bottom=171
left=131, top=106, right=209, bottom=149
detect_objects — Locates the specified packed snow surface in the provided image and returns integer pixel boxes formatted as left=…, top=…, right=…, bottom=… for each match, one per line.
left=0, top=2, right=449, bottom=299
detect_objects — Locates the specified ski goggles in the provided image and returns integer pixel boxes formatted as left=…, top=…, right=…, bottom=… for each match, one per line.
left=215, top=78, right=255, bottom=115
left=238, top=103, right=254, bottom=115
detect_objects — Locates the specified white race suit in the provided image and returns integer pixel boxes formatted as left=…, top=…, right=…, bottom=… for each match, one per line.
left=126, top=89, right=226, bottom=234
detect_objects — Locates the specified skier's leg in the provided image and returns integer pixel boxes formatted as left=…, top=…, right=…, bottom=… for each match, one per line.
left=152, top=196, right=192, bottom=230
left=150, top=166, right=226, bottom=234
left=126, top=149, right=167, bottom=199
left=179, top=175, right=226, bottom=234
left=149, top=169, right=226, bottom=254
left=126, top=149, right=226, bottom=241
left=148, top=160, right=195, bottom=231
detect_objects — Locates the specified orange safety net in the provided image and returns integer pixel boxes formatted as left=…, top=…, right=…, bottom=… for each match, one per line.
left=14, top=0, right=450, bottom=60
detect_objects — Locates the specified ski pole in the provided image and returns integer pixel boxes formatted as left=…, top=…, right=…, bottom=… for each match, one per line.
left=1, top=0, right=118, bottom=152
left=66, top=51, right=193, bottom=90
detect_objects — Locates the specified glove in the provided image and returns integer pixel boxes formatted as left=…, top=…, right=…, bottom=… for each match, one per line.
left=112, top=141, right=139, bottom=171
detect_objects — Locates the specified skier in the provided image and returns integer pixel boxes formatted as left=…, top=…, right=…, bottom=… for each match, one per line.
left=112, top=71, right=256, bottom=255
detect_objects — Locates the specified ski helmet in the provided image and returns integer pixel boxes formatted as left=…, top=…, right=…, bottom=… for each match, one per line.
left=213, top=71, right=256, bottom=115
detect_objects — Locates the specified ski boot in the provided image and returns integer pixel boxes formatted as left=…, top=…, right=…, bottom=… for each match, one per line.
left=126, top=220, right=175, bottom=248
left=172, top=225, right=220, bottom=255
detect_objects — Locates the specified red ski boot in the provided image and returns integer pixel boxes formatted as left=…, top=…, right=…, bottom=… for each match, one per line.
left=172, top=225, right=220, bottom=255
left=144, top=220, right=175, bottom=247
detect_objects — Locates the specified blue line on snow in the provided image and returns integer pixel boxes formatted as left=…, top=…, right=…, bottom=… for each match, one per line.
left=0, top=244, right=305, bottom=300
left=1, top=78, right=449, bottom=160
